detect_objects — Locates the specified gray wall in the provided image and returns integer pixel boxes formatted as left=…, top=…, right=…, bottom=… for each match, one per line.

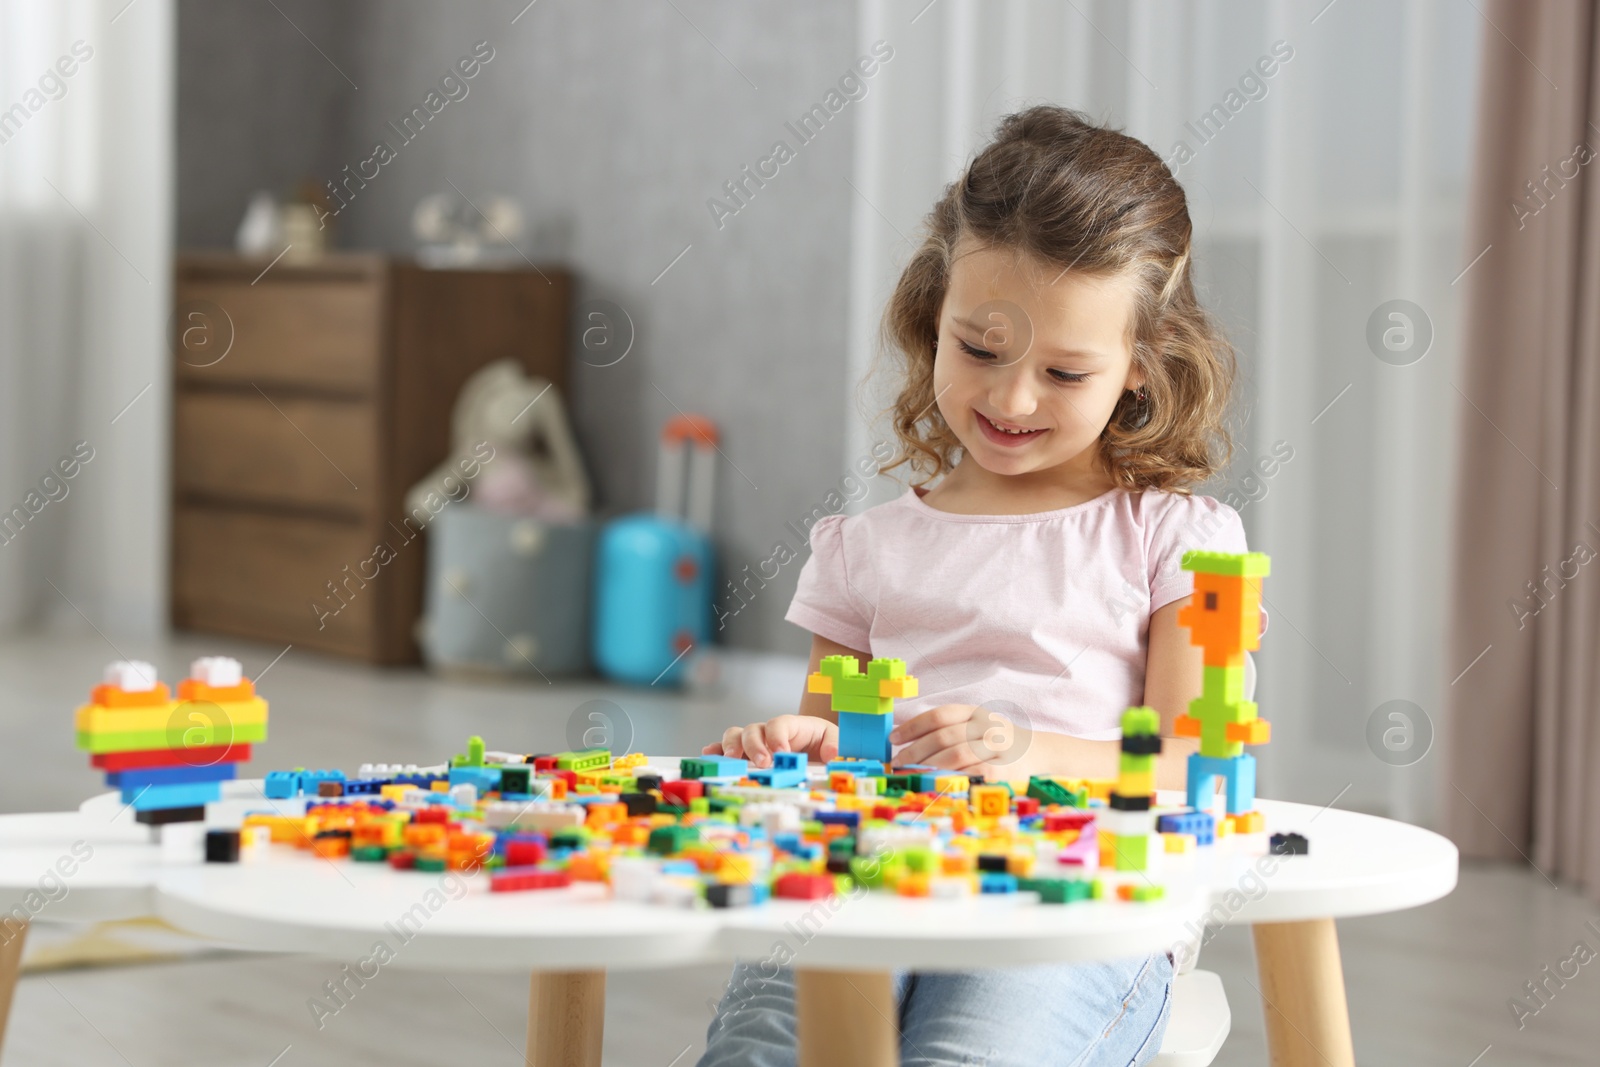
left=178, top=0, right=864, bottom=655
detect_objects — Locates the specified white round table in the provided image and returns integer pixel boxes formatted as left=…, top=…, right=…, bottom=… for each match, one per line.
left=0, top=775, right=1457, bottom=1067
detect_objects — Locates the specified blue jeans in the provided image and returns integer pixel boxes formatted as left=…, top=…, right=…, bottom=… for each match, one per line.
left=698, top=953, right=1173, bottom=1067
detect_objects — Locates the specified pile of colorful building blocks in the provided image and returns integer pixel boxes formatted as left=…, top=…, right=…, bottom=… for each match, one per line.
left=75, top=656, right=266, bottom=825
left=71, top=551, right=1302, bottom=906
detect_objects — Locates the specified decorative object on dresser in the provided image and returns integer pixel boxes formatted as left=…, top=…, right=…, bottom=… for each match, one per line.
left=170, top=251, right=572, bottom=664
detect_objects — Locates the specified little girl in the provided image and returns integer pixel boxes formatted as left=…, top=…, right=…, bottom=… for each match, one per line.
left=697, top=105, right=1263, bottom=1067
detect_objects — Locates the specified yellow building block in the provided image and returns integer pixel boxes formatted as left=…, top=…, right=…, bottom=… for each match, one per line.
left=718, top=854, right=757, bottom=883
left=1005, top=851, right=1036, bottom=878
left=1163, top=833, right=1196, bottom=854
left=1226, top=720, right=1271, bottom=744
left=1118, top=770, right=1155, bottom=796
left=1224, top=810, right=1265, bottom=834
left=970, top=785, right=1009, bottom=817
left=76, top=696, right=268, bottom=734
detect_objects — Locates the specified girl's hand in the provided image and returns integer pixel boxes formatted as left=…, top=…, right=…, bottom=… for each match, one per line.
left=890, top=703, right=1035, bottom=778
left=702, top=715, right=839, bottom=768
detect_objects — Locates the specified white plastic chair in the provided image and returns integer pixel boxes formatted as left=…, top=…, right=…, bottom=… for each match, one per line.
left=1151, top=971, right=1231, bottom=1066
left=1148, top=651, right=1254, bottom=1065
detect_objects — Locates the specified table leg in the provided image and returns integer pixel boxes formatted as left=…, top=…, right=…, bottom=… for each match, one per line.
left=1251, top=918, right=1356, bottom=1067
left=795, top=968, right=897, bottom=1067
left=0, top=919, right=26, bottom=1058
left=526, top=969, right=605, bottom=1067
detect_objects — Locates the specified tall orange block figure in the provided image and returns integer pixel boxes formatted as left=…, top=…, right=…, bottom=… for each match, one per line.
left=1174, top=551, right=1271, bottom=819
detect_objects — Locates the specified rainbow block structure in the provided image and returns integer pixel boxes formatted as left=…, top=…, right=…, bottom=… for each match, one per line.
left=74, top=657, right=267, bottom=823
left=1174, top=551, right=1271, bottom=825
left=806, top=655, right=918, bottom=764
left=1100, top=706, right=1163, bottom=880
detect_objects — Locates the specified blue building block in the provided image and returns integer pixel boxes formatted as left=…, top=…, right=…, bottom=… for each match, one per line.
left=448, top=766, right=501, bottom=793
left=826, top=759, right=884, bottom=776
left=264, top=771, right=299, bottom=799
left=980, top=872, right=1019, bottom=894
left=700, top=755, right=749, bottom=778
left=125, top=781, right=224, bottom=810
left=750, top=751, right=809, bottom=788
left=1186, top=753, right=1256, bottom=815
left=1157, top=810, right=1217, bottom=846
left=815, top=810, right=860, bottom=829
left=299, top=769, right=346, bottom=794
left=107, top=763, right=238, bottom=789
left=838, top=711, right=892, bottom=764
left=343, top=779, right=386, bottom=796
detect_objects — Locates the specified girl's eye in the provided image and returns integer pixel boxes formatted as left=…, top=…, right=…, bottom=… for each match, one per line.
left=957, top=339, right=995, bottom=361
left=957, top=338, right=1088, bottom=383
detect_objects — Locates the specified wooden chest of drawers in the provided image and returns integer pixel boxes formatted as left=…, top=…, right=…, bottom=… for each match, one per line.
left=171, top=252, right=571, bottom=664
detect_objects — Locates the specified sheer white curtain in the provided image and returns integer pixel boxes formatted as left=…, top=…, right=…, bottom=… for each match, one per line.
left=846, top=0, right=1481, bottom=826
left=0, top=0, right=172, bottom=636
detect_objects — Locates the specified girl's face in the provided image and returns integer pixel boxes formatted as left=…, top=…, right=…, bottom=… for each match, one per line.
left=932, top=243, right=1143, bottom=481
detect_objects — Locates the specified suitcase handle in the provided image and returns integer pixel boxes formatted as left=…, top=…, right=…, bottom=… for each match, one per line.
left=657, top=414, right=718, bottom=533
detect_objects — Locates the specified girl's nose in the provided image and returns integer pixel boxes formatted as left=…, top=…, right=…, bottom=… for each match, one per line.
left=989, top=366, right=1038, bottom=419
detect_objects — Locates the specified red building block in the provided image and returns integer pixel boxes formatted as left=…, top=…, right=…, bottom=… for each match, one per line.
left=505, top=840, right=546, bottom=867
left=773, top=872, right=835, bottom=900
left=91, top=744, right=251, bottom=771
left=491, top=867, right=572, bottom=892
left=662, top=779, right=704, bottom=805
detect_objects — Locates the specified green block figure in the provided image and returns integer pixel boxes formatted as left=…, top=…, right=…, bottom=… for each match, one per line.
left=807, top=655, right=918, bottom=715
left=451, top=735, right=486, bottom=768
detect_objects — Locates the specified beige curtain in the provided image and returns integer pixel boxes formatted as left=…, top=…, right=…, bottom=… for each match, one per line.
left=1447, top=0, right=1600, bottom=896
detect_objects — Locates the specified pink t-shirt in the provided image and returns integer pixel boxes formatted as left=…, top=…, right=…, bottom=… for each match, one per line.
left=784, top=486, right=1265, bottom=740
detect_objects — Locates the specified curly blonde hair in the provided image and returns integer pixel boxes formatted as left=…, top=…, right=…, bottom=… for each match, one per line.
left=879, top=106, right=1237, bottom=493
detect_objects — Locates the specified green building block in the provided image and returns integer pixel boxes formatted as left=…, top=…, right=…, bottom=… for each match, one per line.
left=679, top=757, right=718, bottom=780
left=647, top=825, right=700, bottom=855
left=1200, top=664, right=1248, bottom=704
left=1112, top=833, right=1151, bottom=872
left=451, top=735, right=486, bottom=768
left=832, top=692, right=894, bottom=715
left=556, top=749, right=610, bottom=772
left=1119, top=751, right=1156, bottom=774
left=551, top=829, right=591, bottom=850
left=1027, top=776, right=1087, bottom=807
left=689, top=797, right=710, bottom=816
left=1126, top=884, right=1165, bottom=902
left=1181, top=550, right=1272, bottom=578
left=1121, top=707, right=1160, bottom=737
left=1018, top=877, right=1093, bottom=904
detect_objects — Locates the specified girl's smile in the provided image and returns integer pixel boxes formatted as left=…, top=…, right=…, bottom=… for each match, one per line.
left=974, top=410, right=1048, bottom=445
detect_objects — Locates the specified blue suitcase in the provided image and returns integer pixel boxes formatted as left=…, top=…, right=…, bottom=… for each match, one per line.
left=593, top=415, right=718, bottom=686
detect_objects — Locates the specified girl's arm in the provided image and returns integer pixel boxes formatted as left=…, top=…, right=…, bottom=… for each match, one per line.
left=890, top=598, right=1203, bottom=788
left=1139, top=596, right=1203, bottom=789
left=702, top=634, right=868, bottom=766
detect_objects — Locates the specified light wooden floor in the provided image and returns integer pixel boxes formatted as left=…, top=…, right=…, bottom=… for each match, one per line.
left=4, top=633, right=1598, bottom=1065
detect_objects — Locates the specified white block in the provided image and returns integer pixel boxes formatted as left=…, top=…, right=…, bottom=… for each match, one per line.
left=159, top=822, right=206, bottom=864
left=609, top=857, right=659, bottom=902
left=189, top=656, right=243, bottom=687
left=929, top=876, right=973, bottom=898
left=104, top=660, right=158, bottom=691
